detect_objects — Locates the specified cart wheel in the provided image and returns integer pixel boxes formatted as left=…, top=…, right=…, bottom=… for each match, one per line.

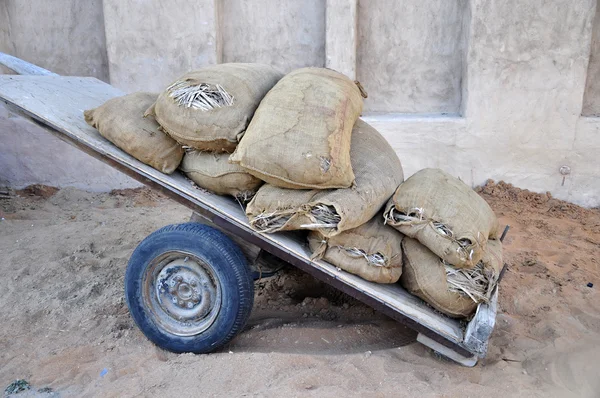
left=125, top=222, right=254, bottom=353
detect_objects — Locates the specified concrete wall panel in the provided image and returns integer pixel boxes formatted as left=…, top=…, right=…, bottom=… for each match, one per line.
left=461, top=0, right=597, bottom=206
left=0, top=0, right=108, bottom=80
left=1, top=0, right=599, bottom=206
left=103, top=0, right=219, bottom=93
left=464, top=0, right=595, bottom=148
left=221, top=0, right=326, bottom=73
left=325, top=0, right=357, bottom=79
left=583, top=5, right=600, bottom=116
left=357, top=0, right=466, bottom=113
left=0, top=104, right=139, bottom=191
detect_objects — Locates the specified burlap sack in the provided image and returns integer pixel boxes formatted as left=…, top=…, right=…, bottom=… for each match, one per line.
left=147, top=63, right=283, bottom=153
left=384, top=168, right=499, bottom=268
left=180, top=150, right=262, bottom=199
left=401, top=238, right=502, bottom=318
left=84, top=92, right=184, bottom=174
left=246, top=119, right=404, bottom=237
left=230, top=67, right=364, bottom=189
left=308, top=217, right=404, bottom=284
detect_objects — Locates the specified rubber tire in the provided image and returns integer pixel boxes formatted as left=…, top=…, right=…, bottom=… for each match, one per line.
left=125, top=222, right=254, bottom=353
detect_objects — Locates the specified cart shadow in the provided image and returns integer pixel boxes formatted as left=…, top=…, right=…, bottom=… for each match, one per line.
left=223, top=311, right=417, bottom=355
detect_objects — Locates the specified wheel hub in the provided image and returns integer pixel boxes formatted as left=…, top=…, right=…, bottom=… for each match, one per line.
left=165, top=271, right=202, bottom=308
left=143, top=252, right=221, bottom=337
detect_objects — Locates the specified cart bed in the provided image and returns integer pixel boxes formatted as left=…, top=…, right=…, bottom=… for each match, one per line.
left=0, top=74, right=497, bottom=365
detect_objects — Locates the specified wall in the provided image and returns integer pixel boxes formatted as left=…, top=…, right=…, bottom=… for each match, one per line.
left=464, top=0, right=597, bottom=206
left=0, top=0, right=137, bottom=190
left=1, top=0, right=599, bottom=207
left=102, top=0, right=220, bottom=93
left=583, top=5, right=600, bottom=116
left=221, top=0, right=326, bottom=73
left=0, top=103, right=139, bottom=190
left=356, top=0, right=466, bottom=113
left=0, top=0, right=108, bottom=80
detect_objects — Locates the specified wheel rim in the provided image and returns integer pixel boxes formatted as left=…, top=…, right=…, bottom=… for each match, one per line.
left=142, top=251, right=222, bottom=337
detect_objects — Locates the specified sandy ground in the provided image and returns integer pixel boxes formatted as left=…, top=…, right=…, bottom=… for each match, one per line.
left=0, top=182, right=599, bottom=397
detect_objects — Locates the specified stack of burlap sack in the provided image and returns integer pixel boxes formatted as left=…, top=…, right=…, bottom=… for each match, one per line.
left=84, top=63, right=501, bottom=319
left=384, top=169, right=502, bottom=318
left=85, top=63, right=282, bottom=200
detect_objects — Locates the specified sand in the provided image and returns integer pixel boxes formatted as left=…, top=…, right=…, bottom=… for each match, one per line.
left=0, top=182, right=598, bottom=397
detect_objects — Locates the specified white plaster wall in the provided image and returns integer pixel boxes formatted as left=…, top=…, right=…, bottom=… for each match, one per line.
left=572, top=117, right=600, bottom=206
left=362, top=0, right=599, bottom=207
left=221, top=0, right=326, bottom=73
left=362, top=115, right=467, bottom=178
left=102, top=0, right=219, bottom=93
left=0, top=0, right=108, bottom=81
left=1, top=0, right=599, bottom=207
left=0, top=103, right=139, bottom=190
left=0, top=2, right=13, bottom=70
left=325, top=0, right=357, bottom=79
left=357, top=0, right=466, bottom=113
left=458, top=0, right=598, bottom=207
left=0, top=0, right=138, bottom=191
left=583, top=5, right=600, bottom=116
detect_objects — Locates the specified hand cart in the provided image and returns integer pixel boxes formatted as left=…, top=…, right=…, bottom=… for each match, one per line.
left=0, top=53, right=502, bottom=366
